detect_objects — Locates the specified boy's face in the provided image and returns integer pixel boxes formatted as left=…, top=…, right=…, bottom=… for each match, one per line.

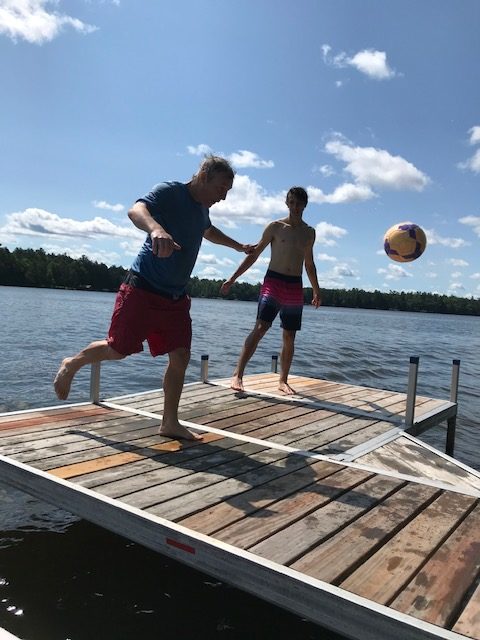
left=286, top=194, right=307, bottom=217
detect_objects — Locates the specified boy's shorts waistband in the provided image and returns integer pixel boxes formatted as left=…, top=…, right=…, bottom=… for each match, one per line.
left=265, top=269, right=302, bottom=284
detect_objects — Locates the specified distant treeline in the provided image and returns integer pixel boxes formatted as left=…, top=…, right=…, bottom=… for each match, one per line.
left=1, top=246, right=479, bottom=316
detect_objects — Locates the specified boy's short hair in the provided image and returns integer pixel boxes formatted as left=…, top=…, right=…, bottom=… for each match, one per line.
left=199, top=155, right=235, bottom=181
left=287, top=186, right=308, bottom=205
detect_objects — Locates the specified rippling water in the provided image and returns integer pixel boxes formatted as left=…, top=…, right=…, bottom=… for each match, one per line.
left=0, top=286, right=479, bottom=639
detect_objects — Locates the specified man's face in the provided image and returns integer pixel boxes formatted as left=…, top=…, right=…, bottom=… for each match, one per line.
left=200, top=172, right=234, bottom=208
left=286, top=194, right=306, bottom=217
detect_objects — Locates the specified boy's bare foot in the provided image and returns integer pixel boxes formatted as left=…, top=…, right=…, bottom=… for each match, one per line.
left=231, top=375, right=245, bottom=392
left=159, top=421, right=203, bottom=441
left=54, top=358, right=75, bottom=400
left=279, top=381, right=296, bottom=395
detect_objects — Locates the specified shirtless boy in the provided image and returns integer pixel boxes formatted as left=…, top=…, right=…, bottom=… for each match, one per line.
left=220, top=186, right=321, bottom=394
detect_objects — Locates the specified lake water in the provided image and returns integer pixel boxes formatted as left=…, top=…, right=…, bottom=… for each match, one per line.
left=0, top=286, right=479, bottom=640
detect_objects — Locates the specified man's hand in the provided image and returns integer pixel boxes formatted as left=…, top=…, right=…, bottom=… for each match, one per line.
left=150, top=229, right=181, bottom=257
left=241, top=244, right=256, bottom=254
left=220, top=279, right=234, bottom=295
left=311, top=293, right=322, bottom=308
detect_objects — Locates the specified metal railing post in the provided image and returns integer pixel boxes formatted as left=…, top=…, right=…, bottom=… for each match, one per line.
left=271, top=354, right=278, bottom=373
left=201, top=354, right=209, bottom=382
left=446, top=359, right=460, bottom=457
left=90, top=362, right=101, bottom=404
left=405, top=356, right=419, bottom=429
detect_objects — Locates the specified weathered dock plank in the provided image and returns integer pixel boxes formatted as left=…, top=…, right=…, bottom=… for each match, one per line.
left=0, top=371, right=476, bottom=640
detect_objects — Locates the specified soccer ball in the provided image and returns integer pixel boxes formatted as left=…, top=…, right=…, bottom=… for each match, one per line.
left=384, top=222, right=427, bottom=263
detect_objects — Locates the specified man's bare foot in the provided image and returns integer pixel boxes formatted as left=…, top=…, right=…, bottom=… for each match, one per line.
left=54, top=358, right=76, bottom=400
left=159, top=422, right=203, bottom=441
left=231, top=375, right=245, bottom=392
left=279, top=381, right=296, bottom=395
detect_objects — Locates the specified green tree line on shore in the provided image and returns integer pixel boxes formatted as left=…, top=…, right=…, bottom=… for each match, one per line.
left=1, top=246, right=479, bottom=316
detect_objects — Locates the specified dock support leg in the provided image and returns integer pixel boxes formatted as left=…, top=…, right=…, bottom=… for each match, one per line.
left=405, top=356, right=419, bottom=430
left=201, top=354, right=209, bottom=383
left=90, top=362, right=101, bottom=404
left=446, top=359, right=460, bottom=456
left=271, top=354, right=278, bottom=373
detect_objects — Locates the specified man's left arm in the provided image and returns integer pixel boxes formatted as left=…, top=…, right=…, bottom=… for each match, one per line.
left=204, top=225, right=254, bottom=254
left=304, top=230, right=322, bottom=308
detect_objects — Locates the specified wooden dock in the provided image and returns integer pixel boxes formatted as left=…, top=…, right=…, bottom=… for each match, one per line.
left=1, top=372, right=479, bottom=640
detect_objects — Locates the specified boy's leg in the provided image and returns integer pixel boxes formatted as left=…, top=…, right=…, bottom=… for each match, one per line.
left=279, top=329, right=296, bottom=394
left=231, top=319, right=271, bottom=391
left=160, top=347, right=202, bottom=441
left=54, top=340, right=125, bottom=400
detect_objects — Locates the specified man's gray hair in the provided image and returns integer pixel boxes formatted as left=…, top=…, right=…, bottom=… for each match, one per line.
left=198, top=155, right=235, bottom=181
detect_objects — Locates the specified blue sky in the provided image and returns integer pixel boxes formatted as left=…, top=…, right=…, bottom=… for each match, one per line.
left=1, top=0, right=479, bottom=297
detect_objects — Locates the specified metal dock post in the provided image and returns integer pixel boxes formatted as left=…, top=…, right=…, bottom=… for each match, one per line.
left=90, top=362, right=101, bottom=404
left=201, top=354, right=209, bottom=382
left=405, top=356, right=419, bottom=429
left=446, top=358, right=460, bottom=456
left=271, top=354, right=278, bottom=373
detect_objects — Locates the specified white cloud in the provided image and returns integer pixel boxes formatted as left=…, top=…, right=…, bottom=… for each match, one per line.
left=322, top=44, right=397, bottom=80
left=197, top=253, right=235, bottom=267
left=331, top=263, right=358, bottom=278
left=459, top=215, right=480, bottom=237
left=458, top=149, right=480, bottom=174
left=451, top=271, right=462, bottom=279
left=425, top=272, right=438, bottom=279
left=314, top=164, right=336, bottom=177
left=469, top=126, right=480, bottom=145
left=470, top=273, right=480, bottom=280
left=458, top=127, right=480, bottom=173
left=228, top=150, right=274, bottom=169
left=378, top=264, right=412, bottom=279
left=426, top=228, right=469, bottom=248
left=449, top=282, right=465, bottom=291
left=1, top=207, right=142, bottom=240
left=198, top=266, right=223, bottom=278
left=317, top=253, right=337, bottom=262
left=324, top=137, right=429, bottom=191
left=315, top=221, right=348, bottom=246
left=93, top=200, right=125, bottom=213
left=187, top=145, right=274, bottom=169
left=308, top=182, right=375, bottom=204
left=446, top=258, right=469, bottom=267
left=210, top=174, right=285, bottom=228
left=187, top=143, right=213, bottom=156
left=0, top=0, right=97, bottom=44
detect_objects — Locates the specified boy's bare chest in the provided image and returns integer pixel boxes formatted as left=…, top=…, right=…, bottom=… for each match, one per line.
left=274, top=225, right=308, bottom=250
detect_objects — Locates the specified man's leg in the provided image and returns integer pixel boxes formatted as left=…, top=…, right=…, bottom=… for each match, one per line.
left=160, top=347, right=201, bottom=441
left=231, top=320, right=270, bottom=391
left=54, top=340, right=125, bottom=400
left=279, top=329, right=296, bottom=394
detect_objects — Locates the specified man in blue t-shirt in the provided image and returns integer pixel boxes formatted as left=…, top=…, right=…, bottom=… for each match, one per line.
left=54, top=156, right=252, bottom=440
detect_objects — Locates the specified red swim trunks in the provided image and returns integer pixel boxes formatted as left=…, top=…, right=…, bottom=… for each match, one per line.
left=107, top=284, right=192, bottom=356
left=257, top=269, right=304, bottom=331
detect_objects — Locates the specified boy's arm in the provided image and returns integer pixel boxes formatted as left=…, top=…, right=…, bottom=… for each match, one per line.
left=304, top=229, right=322, bottom=308
left=204, top=225, right=254, bottom=254
left=220, top=223, right=275, bottom=295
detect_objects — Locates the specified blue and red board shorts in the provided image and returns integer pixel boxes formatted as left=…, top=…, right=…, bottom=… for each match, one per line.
left=257, top=269, right=304, bottom=331
left=107, top=283, right=192, bottom=357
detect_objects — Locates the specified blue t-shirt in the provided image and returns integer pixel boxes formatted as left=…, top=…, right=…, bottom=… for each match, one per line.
left=131, top=181, right=211, bottom=296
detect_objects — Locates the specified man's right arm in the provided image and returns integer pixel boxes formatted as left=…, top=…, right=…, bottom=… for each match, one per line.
left=128, top=201, right=181, bottom=258
left=220, top=223, right=275, bottom=295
